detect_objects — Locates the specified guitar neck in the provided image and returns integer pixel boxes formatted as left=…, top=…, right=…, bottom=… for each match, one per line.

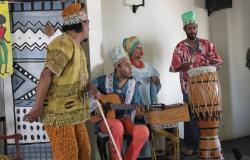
left=109, top=103, right=185, bottom=111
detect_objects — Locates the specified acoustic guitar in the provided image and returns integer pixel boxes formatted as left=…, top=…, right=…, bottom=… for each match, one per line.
left=89, top=93, right=190, bottom=124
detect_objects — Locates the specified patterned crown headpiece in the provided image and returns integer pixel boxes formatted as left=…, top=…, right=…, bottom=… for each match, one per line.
left=61, top=3, right=87, bottom=26
left=109, top=45, right=129, bottom=67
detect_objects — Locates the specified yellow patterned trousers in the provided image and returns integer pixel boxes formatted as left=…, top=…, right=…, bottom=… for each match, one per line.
left=44, top=122, right=91, bottom=160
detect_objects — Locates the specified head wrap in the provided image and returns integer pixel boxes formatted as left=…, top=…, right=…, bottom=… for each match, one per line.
left=182, top=11, right=196, bottom=27
left=109, top=45, right=129, bottom=67
left=61, top=3, right=87, bottom=26
left=123, top=36, right=141, bottom=56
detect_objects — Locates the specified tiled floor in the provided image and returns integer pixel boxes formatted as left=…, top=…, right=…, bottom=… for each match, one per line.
left=4, top=136, right=250, bottom=159
left=181, top=136, right=250, bottom=160
left=222, top=136, right=250, bottom=156
left=7, top=143, right=52, bottom=160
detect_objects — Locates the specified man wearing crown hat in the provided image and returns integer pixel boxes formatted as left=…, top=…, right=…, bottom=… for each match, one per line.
left=91, top=45, right=149, bottom=160
left=169, top=10, right=223, bottom=156
left=24, top=3, right=98, bottom=160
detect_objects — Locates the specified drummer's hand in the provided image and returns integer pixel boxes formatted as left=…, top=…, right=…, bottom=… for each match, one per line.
left=23, top=106, right=43, bottom=123
left=180, top=56, right=196, bottom=70
left=190, top=55, right=196, bottom=64
left=135, top=106, right=145, bottom=118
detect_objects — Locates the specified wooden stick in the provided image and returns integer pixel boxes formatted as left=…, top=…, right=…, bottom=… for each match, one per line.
left=95, top=100, right=122, bottom=160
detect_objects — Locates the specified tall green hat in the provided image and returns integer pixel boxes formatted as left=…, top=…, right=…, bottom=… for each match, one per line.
left=182, top=11, right=196, bottom=27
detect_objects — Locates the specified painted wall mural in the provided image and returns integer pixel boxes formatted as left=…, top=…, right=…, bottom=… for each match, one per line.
left=11, top=4, right=63, bottom=145
left=0, top=1, right=13, bottom=78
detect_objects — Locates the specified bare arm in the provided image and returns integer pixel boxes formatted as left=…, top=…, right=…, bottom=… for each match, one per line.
left=87, top=80, right=102, bottom=99
left=24, top=67, right=53, bottom=123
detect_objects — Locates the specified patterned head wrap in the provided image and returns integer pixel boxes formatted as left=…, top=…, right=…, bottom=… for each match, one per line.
left=182, top=11, right=196, bottom=27
left=61, top=3, right=87, bottom=26
left=123, top=36, right=141, bottom=56
left=109, top=45, right=129, bottom=67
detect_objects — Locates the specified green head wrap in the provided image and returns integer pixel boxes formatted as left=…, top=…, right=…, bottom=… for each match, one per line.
left=182, top=11, right=196, bottom=27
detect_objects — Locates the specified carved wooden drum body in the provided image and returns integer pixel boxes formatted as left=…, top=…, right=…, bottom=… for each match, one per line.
left=187, top=66, right=223, bottom=160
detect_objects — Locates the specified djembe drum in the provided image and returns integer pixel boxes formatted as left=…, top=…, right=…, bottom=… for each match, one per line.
left=187, top=66, right=223, bottom=160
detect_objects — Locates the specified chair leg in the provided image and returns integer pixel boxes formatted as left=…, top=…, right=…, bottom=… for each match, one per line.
left=174, top=128, right=180, bottom=160
left=97, top=136, right=105, bottom=160
left=102, top=140, right=109, bottom=160
left=97, top=135, right=110, bottom=160
left=149, top=128, right=157, bottom=160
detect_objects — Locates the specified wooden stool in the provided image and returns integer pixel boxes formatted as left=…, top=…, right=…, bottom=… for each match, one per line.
left=151, top=127, right=180, bottom=160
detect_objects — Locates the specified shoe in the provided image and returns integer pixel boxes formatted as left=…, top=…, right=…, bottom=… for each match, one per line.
left=184, top=149, right=194, bottom=156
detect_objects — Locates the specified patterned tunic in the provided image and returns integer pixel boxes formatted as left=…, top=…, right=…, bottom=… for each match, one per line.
left=41, top=34, right=90, bottom=125
left=169, top=38, right=223, bottom=93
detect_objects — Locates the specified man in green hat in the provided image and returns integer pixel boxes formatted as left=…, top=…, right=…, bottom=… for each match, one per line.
left=169, top=10, right=223, bottom=156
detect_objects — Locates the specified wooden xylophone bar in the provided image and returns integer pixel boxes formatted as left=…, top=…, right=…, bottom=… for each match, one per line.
left=144, top=103, right=190, bottom=125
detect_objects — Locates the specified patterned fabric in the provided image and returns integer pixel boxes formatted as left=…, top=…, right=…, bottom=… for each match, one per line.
left=105, top=72, right=114, bottom=93
left=109, top=45, right=129, bottom=67
left=169, top=38, right=223, bottom=93
left=123, top=36, right=141, bottom=56
left=182, top=10, right=196, bottom=26
left=61, top=3, right=87, bottom=25
left=41, top=34, right=90, bottom=125
left=44, top=123, right=91, bottom=160
left=0, top=2, right=13, bottom=77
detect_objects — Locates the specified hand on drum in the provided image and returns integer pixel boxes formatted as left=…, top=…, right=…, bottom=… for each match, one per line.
left=180, top=56, right=196, bottom=70
left=190, top=55, right=196, bottom=64
left=194, top=55, right=209, bottom=66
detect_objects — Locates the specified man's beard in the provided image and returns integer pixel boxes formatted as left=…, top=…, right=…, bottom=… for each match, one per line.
left=187, top=33, right=197, bottom=41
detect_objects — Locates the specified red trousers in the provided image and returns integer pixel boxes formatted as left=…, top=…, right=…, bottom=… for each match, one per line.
left=100, top=118, right=149, bottom=160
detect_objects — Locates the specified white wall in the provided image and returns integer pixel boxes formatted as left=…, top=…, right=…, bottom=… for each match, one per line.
left=85, top=1, right=104, bottom=159
left=87, top=0, right=104, bottom=79
left=209, top=0, right=250, bottom=140
left=100, top=0, right=209, bottom=104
